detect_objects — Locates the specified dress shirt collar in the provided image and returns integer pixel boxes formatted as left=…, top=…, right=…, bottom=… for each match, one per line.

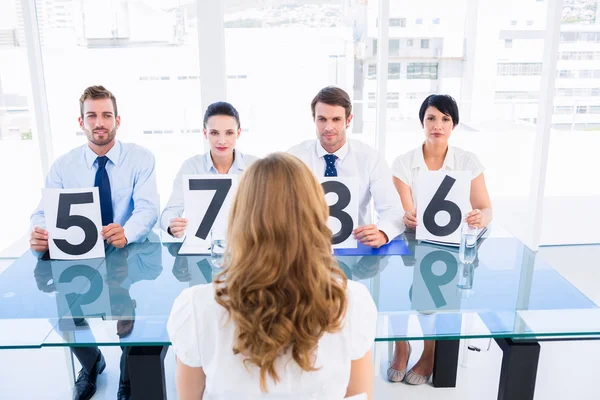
left=412, top=143, right=455, bottom=171
left=316, top=139, right=350, bottom=161
left=204, top=149, right=246, bottom=174
left=85, top=141, right=122, bottom=169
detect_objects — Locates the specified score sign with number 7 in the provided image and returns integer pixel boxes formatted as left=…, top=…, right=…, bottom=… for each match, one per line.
left=180, top=175, right=238, bottom=254
left=416, top=171, right=471, bottom=244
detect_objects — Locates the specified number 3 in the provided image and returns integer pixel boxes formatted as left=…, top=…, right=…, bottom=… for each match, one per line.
left=321, top=181, right=353, bottom=245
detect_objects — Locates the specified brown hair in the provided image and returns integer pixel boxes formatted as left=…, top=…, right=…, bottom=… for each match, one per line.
left=214, top=152, right=348, bottom=392
left=79, top=85, right=118, bottom=118
left=310, top=86, right=352, bottom=119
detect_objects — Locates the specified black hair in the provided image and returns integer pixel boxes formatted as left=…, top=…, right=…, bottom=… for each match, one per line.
left=203, top=101, right=241, bottom=129
left=418, top=94, right=459, bottom=127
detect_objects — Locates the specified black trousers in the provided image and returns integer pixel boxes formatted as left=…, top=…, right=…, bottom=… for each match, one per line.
left=71, top=346, right=129, bottom=383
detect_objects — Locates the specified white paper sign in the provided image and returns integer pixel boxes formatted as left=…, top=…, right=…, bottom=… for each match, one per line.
left=320, top=177, right=359, bottom=249
left=416, top=171, right=471, bottom=244
left=411, top=244, right=461, bottom=312
left=51, top=260, right=110, bottom=320
left=180, top=175, right=238, bottom=255
left=43, top=187, right=105, bottom=260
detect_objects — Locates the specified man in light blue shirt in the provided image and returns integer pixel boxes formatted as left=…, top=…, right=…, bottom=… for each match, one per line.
left=29, top=85, right=158, bottom=400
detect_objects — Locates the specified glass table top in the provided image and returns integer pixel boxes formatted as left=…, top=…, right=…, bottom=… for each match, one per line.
left=1, top=226, right=598, bottom=349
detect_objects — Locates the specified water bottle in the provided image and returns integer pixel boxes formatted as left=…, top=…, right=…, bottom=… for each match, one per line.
left=458, top=222, right=478, bottom=264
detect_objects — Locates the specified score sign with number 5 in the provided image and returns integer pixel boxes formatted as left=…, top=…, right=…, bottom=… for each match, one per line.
left=416, top=171, right=471, bottom=244
left=320, top=177, right=359, bottom=249
left=181, top=175, right=238, bottom=253
left=43, top=187, right=105, bottom=260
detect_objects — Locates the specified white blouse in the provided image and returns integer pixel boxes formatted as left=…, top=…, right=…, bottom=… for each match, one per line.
left=391, top=145, right=484, bottom=207
left=167, top=280, right=377, bottom=400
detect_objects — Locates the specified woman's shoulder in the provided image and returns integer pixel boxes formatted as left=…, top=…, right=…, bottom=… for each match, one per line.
left=450, top=146, right=483, bottom=169
left=391, top=146, right=420, bottom=171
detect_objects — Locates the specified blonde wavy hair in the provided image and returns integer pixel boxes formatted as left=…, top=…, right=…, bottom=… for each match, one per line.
left=214, top=152, right=348, bottom=392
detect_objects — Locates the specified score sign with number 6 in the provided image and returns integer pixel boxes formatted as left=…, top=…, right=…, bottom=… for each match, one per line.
left=43, top=187, right=105, bottom=260
left=416, top=171, right=471, bottom=244
left=180, top=175, right=238, bottom=254
left=320, top=177, right=359, bottom=249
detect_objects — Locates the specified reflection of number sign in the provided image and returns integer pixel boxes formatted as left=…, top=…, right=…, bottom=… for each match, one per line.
left=411, top=244, right=461, bottom=311
left=320, top=178, right=359, bottom=249
left=51, top=260, right=110, bottom=320
left=43, top=188, right=105, bottom=260
left=416, top=171, right=470, bottom=244
left=181, top=175, right=238, bottom=254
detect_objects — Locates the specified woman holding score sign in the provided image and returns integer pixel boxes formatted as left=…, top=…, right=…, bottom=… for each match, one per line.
left=387, top=94, right=492, bottom=385
left=160, top=102, right=259, bottom=238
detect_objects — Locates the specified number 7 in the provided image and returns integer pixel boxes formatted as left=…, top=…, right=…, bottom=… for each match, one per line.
left=189, top=179, right=232, bottom=240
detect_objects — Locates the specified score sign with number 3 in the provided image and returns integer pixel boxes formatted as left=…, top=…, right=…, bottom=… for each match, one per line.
left=416, top=171, right=471, bottom=244
left=180, top=175, right=238, bottom=254
left=43, top=187, right=105, bottom=260
left=320, top=177, right=359, bottom=249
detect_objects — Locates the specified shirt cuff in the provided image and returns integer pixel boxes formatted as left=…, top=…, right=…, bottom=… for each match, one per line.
left=377, top=219, right=405, bottom=243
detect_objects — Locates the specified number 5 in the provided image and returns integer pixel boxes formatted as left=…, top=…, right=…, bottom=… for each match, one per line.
left=54, top=193, right=98, bottom=256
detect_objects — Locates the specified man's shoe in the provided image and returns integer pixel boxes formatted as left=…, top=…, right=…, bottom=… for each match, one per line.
left=72, top=353, right=106, bottom=400
left=117, top=380, right=132, bottom=400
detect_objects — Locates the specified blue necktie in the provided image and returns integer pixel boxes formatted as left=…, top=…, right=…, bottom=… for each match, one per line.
left=95, top=156, right=113, bottom=226
left=324, top=154, right=338, bottom=177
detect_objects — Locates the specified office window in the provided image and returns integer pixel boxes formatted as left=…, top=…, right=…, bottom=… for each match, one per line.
left=560, top=32, right=577, bottom=42
left=495, top=91, right=540, bottom=100
left=388, top=92, right=400, bottom=101
left=388, top=63, right=401, bottom=79
left=368, top=63, right=377, bottom=79
left=407, top=39, right=414, bottom=47
left=573, top=88, right=591, bottom=97
left=505, top=39, right=513, bottom=48
left=556, top=88, right=573, bottom=96
left=497, top=63, right=542, bottom=76
left=390, top=18, right=406, bottom=27
left=554, top=106, right=574, bottom=114
left=407, top=62, right=438, bottom=79
left=421, top=39, right=430, bottom=49
left=389, top=39, right=400, bottom=56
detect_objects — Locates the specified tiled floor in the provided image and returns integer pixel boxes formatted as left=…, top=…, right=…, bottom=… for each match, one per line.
left=0, top=245, right=598, bottom=399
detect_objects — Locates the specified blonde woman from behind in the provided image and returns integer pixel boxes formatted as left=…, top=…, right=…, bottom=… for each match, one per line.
left=167, top=152, right=377, bottom=399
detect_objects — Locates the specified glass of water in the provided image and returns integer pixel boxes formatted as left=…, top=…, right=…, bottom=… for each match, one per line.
left=457, top=262, right=475, bottom=290
left=458, top=222, right=478, bottom=264
left=210, top=229, right=227, bottom=269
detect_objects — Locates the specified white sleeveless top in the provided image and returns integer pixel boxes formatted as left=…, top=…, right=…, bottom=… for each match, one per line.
left=167, top=280, right=377, bottom=399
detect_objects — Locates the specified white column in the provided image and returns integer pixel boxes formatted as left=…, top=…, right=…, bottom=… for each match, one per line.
left=197, top=1, right=227, bottom=152
left=528, top=0, right=563, bottom=250
left=21, top=0, right=54, bottom=177
left=375, top=0, right=390, bottom=155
